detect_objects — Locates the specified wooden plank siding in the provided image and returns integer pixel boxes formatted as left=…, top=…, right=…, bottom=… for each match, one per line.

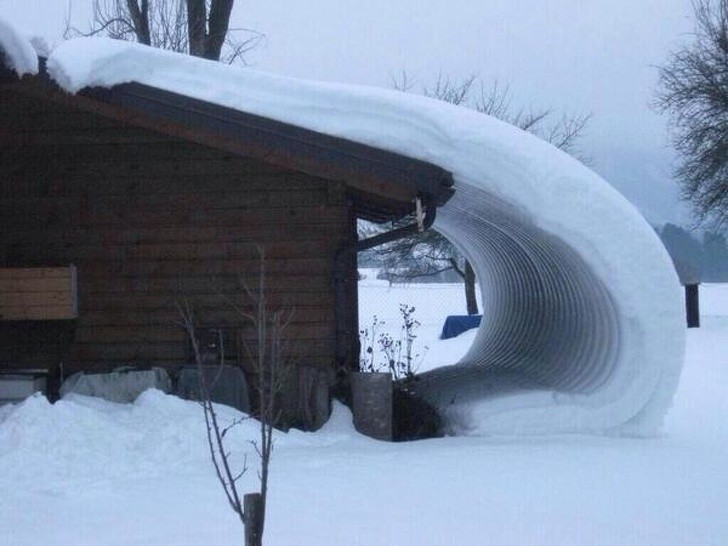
left=0, top=87, right=356, bottom=378
left=0, top=266, right=78, bottom=320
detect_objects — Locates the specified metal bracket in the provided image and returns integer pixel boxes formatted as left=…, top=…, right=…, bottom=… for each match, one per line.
left=415, top=197, right=424, bottom=232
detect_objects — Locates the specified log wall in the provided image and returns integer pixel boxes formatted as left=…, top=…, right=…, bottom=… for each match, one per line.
left=0, top=88, right=356, bottom=381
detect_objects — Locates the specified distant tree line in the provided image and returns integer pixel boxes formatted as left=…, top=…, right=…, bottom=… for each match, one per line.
left=656, top=223, right=728, bottom=283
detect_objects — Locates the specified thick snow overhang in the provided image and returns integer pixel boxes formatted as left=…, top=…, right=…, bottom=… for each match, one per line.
left=1, top=23, right=686, bottom=436
left=0, top=19, right=38, bottom=80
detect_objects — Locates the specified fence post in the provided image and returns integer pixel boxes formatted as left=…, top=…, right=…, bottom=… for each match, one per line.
left=685, top=283, right=700, bottom=328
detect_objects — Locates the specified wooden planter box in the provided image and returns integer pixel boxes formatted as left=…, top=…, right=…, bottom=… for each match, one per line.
left=350, top=371, right=392, bottom=441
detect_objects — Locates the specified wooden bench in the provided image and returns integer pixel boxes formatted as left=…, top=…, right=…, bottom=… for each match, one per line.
left=0, top=266, right=78, bottom=321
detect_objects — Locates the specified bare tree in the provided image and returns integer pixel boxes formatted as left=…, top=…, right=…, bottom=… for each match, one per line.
left=656, top=0, right=728, bottom=228
left=363, top=222, right=480, bottom=314
left=227, top=251, right=293, bottom=537
left=178, top=304, right=249, bottom=528
left=369, top=73, right=590, bottom=314
left=66, top=0, right=262, bottom=63
left=178, top=248, right=291, bottom=546
left=393, top=72, right=591, bottom=161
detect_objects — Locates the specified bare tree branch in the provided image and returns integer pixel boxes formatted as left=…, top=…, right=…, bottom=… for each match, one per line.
left=656, top=0, right=728, bottom=228
left=177, top=301, right=246, bottom=523
left=176, top=245, right=291, bottom=544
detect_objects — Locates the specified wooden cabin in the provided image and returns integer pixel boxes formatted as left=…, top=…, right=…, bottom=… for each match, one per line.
left=0, top=58, right=453, bottom=426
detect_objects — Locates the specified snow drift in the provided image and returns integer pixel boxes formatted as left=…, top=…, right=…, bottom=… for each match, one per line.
left=0, top=19, right=37, bottom=77
left=1, top=23, right=686, bottom=435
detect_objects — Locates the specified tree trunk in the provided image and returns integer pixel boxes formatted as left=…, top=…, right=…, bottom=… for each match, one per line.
left=186, top=0, right=207, bottom=57
left=186, top=0, right=235, bottom=60
left=205, top=0, right=235, bottom=60
left=464, top=260, right=478, bottom=315
left=126, top=0, right=151, bottom=45
left=244, top=493, right=263, bottom=546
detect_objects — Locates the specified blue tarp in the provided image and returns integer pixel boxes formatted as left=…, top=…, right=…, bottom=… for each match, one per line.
left=440, top=315, right=482, bottom=339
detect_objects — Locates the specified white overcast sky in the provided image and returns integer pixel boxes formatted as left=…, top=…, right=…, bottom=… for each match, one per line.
left=3, top=0, right=696, bottom=222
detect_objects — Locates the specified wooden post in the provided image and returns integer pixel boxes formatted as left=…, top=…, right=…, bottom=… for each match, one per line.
left=244, top=493, right=263, bottom=546
left=685, top=283, right=700, bottom=328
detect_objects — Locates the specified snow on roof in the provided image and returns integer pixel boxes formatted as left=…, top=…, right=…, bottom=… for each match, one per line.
left=0, top=18, right=38, bottom=76
left=4, top=22, right=686, bottom=436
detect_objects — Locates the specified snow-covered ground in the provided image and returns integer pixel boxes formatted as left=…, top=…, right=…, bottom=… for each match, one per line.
left=1, top=283, right=726, bottom=546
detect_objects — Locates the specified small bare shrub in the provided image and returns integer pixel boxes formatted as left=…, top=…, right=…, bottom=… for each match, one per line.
left=358, top=304, right=441, bottom=440
left=178, top=247, right=290, bottom=546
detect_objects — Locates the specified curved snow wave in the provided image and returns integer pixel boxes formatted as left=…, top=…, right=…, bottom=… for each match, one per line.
left=414, top=188, right=625, bottom=434
left=420, top=179, right=684, bottom=436
left=433, top=188, right=621, bottom=393
left=35, top=36, right=687, bottom=435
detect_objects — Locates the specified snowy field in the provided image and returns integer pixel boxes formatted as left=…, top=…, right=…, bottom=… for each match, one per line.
left=1, top=282, right=727, bottom=546
left=357, top=269, right=480, bottom=372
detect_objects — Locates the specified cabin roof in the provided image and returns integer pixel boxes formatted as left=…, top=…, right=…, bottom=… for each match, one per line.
left=0, top=57, right=453, bottom=223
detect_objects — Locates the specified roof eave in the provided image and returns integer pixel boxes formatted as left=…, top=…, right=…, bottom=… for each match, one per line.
left=5, top=57, right=455, bottom=222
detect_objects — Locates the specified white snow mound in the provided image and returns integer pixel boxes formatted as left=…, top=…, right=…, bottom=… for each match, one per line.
left=0, top=18, right=38, bottom=76
left=5, top=28, right=684, bottom=436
